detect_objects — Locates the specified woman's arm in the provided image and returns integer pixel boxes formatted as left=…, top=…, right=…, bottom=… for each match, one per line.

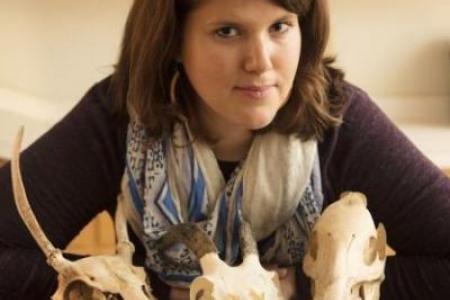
left=0, top=77, right=127, bottom=298
left=318, top=84, right=450, bottom=299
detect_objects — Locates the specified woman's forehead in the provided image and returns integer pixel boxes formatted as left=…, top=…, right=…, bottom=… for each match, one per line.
left=186, top=0, right=311, bottom=12
left=186, top=0, right=296, bottom=24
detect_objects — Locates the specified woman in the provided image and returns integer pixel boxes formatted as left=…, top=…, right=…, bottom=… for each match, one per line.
left=0, top=0, right=449, bottom=299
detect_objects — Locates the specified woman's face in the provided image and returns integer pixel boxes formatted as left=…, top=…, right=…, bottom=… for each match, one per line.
left=181, top=0, right=301, bottom=139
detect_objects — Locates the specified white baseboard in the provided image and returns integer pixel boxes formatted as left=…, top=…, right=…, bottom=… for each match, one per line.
left=1, top=88, right=449, bottom=168
left=374, top=94, right=450, bottom=124
left=399, top=123, right=450, bottom=169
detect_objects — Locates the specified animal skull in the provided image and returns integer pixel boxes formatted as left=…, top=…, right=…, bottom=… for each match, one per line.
left=303, top=192, right=396, bottom=300
left=10, top=128, right=156, bottom=300
left=156, top=221, right=284, bottom=300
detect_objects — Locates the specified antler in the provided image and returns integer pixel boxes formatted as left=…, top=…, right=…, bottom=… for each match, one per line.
left=10, top=127, right=74, bottom=274
left=156, top=223, right=217, bottom=260
left=239, top=220, right=258, bottom=258
left=115, top=194, right=135, bottom=264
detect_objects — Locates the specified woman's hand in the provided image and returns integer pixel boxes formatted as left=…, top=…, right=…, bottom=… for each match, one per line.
left=265, top=264, right=297, bottom=300
left=170, top=286, right=190, bottom=300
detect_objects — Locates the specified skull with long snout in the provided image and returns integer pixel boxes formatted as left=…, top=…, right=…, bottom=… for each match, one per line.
left=10, top=128, right=156, bottom=300
left=303, top=192, right=396, bottom=300
left=156, top=221, right=284, bottom=300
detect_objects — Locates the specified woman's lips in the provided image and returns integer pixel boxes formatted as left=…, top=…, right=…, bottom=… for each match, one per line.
left=234, top=85, right=275, bottom=99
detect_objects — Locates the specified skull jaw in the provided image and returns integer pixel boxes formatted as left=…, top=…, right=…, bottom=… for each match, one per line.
left=190, top=277, right=280, bottom=300
left=51, top=278, right=106, bottom=300
left=310, top=277, right=384, bottom=300
left=351, top=279, right=382, bottom=300
left=302, top=192, right=394, bottom=300
left=52, top=278, right=154, bottom=300
left=50, top=257, right=155, bottom=300
left=190, top=254, right=283, bottom=300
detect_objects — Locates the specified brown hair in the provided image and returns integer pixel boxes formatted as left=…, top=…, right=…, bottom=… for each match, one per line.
left=112, top=0, right=346, bottom=141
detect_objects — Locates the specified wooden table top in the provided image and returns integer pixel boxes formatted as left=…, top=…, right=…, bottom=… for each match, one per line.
left=399, top=123, right=450, bottom=172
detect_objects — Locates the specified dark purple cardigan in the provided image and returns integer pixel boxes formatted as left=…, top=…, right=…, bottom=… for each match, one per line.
left=0, top=77, right=449, bottom=299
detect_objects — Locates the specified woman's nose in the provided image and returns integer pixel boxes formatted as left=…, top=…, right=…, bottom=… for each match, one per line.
left=243, top=37, right=273, bottom=74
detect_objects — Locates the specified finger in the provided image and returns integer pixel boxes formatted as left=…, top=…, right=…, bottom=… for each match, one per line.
left=276, top=267, right=288, bottom=278
left=170, top=287, right=190, bottom=300
left=263, top=264, right=277, bottom=271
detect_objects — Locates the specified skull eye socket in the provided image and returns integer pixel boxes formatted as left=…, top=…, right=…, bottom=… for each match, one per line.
left=364, top=236, right=378, bottom=265
left=359, top=285, right=365, bottom=299
left=350, top=284, right=366, bottom=300
left=195, top=289, right=205, bottom=300
left=140, top=274, right=154, bottom=297
left=310, top=280, right=315, bottom=296
left=103, top=293, right=123, bottom=300
left=308, top=231, right=319, bottom=260
left=64, top=279, right=105, bottom=300
left=63, top=280, right=92, bottom=299
left=142, top=284, right=151, bottom=297
left=376, top=223, right=388, bottom=260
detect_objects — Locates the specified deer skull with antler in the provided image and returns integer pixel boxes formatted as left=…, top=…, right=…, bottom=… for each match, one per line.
left=156, top=221, right=284, bottom=300
left=303, top=192, right=396, bottom=300
left=10, top=128, right=156, bottom=300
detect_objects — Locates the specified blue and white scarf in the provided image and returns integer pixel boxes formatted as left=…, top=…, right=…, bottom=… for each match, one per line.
left=121, top=120, right=323, bottom=287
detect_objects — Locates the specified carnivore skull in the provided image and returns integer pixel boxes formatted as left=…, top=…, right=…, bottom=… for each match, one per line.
left=10, top=127, right=156, bottom=300
left=303, top=192, right=395, bottom=300
left=156, top=221, right=284, bottom=300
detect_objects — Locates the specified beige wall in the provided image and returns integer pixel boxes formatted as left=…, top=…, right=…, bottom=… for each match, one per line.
left=328, top=0, right=450, bottom=97
left=0, top=0, right=449, bottom=118
left=0, top=0, right=132, bottom=105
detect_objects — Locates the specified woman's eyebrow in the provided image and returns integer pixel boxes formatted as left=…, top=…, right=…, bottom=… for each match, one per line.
left=206, top=13, right=295, bottom=27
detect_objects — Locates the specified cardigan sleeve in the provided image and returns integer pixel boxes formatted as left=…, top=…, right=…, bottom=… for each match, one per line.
left=318, top=85, right=450, bottom=299
left=0, top=77, right=127, bottom=298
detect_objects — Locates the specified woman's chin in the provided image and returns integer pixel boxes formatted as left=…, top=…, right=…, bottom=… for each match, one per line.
left=243, top=115, right=276, bottom=131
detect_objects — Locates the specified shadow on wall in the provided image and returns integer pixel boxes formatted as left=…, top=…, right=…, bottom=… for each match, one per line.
left=387, top=39, right=450, bottom=95
left=365, top=39, right=450, bottom=124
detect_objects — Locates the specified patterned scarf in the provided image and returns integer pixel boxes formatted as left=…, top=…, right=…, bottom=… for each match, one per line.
left=121, top=120, right=323, bottom=287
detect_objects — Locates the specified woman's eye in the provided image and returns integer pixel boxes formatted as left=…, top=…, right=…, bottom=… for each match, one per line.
left=270, top=22, right=291, bottom=34
left=215, top=26, right=239, bottom=38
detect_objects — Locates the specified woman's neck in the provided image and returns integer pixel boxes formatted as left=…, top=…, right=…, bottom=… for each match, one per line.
left=195, top=110, right=253, bottom=162
left=210, top=131, right=253, bottom=161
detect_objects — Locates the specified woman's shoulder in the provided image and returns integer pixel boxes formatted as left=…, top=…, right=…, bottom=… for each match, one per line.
left=320, top=81, right=394, bottom=157
left=338, top=81, right=389, bottom=128
left=60, top=76, right=128, bottom=155
left=341, top=81, right=374, bottom=115
left=84, top=75, right=115, bottom=108
left=80, top=75, right=129, bottom=122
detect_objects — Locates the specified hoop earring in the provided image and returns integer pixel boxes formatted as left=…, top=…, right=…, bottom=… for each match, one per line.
left=170, top=70, right=180, bottom=105
left=169, top=69, right=194, bottom=145
left=170, top=68, right=189, bottom=124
